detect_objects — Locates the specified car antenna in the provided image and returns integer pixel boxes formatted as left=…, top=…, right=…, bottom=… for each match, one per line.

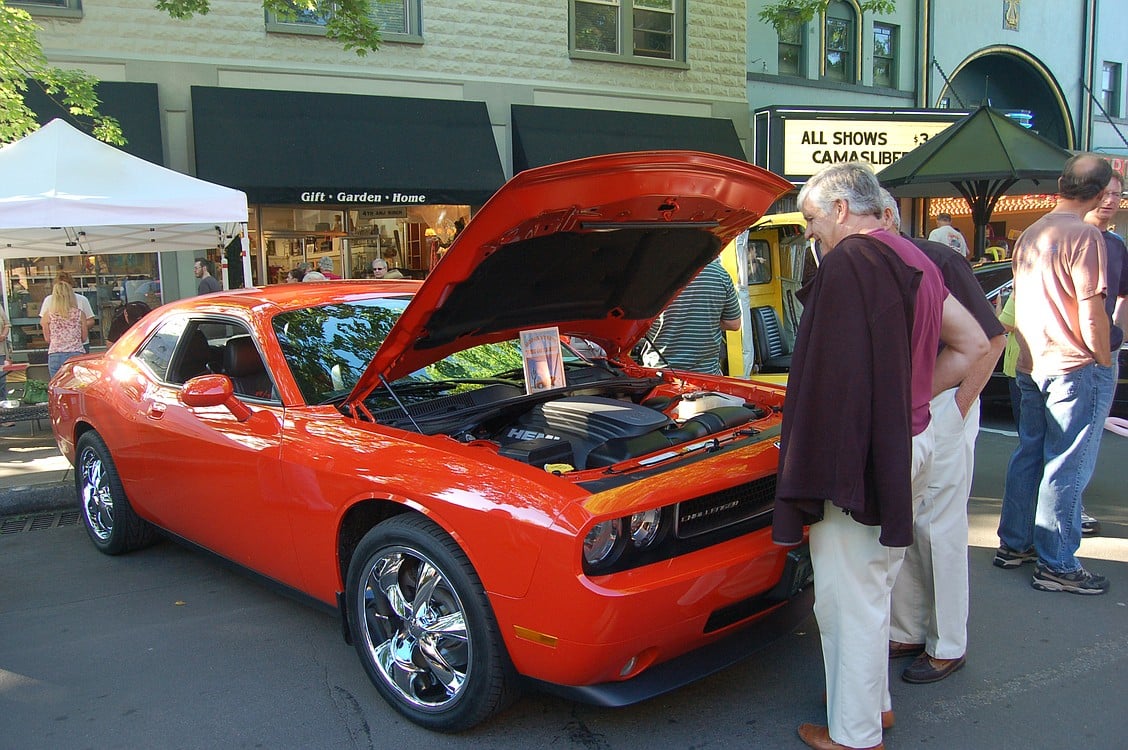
left=378, top=373, right=423, bottom=432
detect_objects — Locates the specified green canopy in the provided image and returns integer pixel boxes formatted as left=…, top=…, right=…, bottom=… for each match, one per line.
left=877, top=105, right=1072, bottom=257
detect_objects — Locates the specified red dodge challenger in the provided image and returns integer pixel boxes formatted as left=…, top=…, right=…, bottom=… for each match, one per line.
left=49, top=151, right=810, bottom=731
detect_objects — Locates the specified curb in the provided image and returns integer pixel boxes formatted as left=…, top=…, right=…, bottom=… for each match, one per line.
left=0, top=482, right=74, bottom=517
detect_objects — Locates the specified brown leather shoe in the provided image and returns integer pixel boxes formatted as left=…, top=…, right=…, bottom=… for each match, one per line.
left=901, top=652, right=966, bottom=683
left=819, top=692, right=894, bottom=729
left=798, top=724, right=884, bottom=750
left=888, top=640, right=926, bottom=659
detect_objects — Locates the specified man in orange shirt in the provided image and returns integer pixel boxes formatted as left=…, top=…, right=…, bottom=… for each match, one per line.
left=995, top=154, right=1112, bottom=595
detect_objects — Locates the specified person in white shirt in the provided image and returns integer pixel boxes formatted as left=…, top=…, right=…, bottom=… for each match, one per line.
left=39, top=271, right=95, bottom=352
left=927, top=213, right=970, bottom=259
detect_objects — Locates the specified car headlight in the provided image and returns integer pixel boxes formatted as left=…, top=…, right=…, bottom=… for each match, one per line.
left=629, top=509, right=662, bottom=548
left=583, top=519, right=623, bottom=567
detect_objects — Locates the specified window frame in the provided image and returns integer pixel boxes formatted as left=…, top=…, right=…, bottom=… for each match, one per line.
left=570, top=0, right=688, bottom=69
left=776, top=11, right=805, bottom=78
left=872, top=22, right=897, bottom=89
left=821, top=0, right=858, bottom=84
left=1101, top=61, right=1122, bottom=119
left=9, top=0, right=82, bottom=19
left=265, top=0, right=423, bottom=45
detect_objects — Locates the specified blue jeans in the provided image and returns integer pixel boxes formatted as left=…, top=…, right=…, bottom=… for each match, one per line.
left=997, top=365, right=1107, bottom=573
left=48, top=350, right=84, bottom=380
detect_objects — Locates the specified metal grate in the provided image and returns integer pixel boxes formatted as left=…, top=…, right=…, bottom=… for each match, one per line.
left=0, top=510, right=81, bottom=534
left=675, top=475, right=776, bottom=539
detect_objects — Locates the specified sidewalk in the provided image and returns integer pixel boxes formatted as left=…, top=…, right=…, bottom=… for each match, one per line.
left=0, top=419, right=74, bottom=516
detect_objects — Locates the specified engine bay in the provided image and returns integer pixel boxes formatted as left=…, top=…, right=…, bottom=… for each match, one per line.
left=368, top=366, right=779, bottom=472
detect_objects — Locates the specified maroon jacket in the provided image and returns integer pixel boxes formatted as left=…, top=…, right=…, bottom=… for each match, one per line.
left=773, top=234, right=921, bottom=547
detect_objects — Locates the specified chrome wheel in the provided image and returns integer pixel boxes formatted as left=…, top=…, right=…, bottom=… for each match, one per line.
left=358, top=546, right=470, bottom=712
left=347, top=515, right=519, bottom=731
left=79, top=444, right=114, bottom=542
left=74, top=431, right=156, bottom=555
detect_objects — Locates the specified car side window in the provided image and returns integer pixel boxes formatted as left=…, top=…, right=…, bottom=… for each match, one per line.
left=134, top=318, right=188, bottom=382
left=174, top=319, right=278, bottom=402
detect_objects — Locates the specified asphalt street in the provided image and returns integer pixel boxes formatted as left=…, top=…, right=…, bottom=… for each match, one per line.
left=1, top=408, right=1125, bottom=749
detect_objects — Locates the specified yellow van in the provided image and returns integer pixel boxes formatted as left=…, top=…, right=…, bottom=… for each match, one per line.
left=718, top=212, right=810, bottom=379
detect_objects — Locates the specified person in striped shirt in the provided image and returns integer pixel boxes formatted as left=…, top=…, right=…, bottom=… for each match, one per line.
left=637, top=259, right=740, bottom=375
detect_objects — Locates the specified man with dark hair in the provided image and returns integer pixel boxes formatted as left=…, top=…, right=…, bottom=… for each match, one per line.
left=774, top=162, right=987, bottom=750
left=637, top=259, right=740, bottom=375
left=880, top=191, right=1007, bottom=684
left=1077, top=169, right=1128, bottom=536
left=194, top=258, right=221, bottom=295
left=995, top=154, right=1113, bottom=595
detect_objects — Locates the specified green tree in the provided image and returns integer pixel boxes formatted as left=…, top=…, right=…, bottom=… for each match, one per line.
left=0, top=0, right=123, bottom=144
left=759, top=0, right=896, bottom=33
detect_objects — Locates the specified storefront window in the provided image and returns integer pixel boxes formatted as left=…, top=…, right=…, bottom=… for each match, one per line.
left=252, top=204, right=470, bottom=285
left=4, top=253, right=160, bottom=361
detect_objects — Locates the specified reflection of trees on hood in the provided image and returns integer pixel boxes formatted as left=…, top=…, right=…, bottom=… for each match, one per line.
left=274, top=302, right=402, bottom=403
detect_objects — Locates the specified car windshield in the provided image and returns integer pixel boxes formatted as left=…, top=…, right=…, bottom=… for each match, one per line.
left=273, top=297, right=526, bottom=405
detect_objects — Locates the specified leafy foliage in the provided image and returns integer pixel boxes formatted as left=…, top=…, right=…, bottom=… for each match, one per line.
left=758, top=0, right=896, bottom=34
left=0, top=0, right=123, bottom=144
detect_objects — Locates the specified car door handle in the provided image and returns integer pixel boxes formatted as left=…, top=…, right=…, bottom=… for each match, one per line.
left=147, top=403, right=166, bottom=419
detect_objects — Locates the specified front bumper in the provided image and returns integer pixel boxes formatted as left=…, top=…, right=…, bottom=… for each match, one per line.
left=526, top=581, right=813, bottom=706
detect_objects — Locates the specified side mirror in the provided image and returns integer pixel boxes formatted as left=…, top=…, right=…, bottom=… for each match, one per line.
left=181, top=374, right=253, bottom=422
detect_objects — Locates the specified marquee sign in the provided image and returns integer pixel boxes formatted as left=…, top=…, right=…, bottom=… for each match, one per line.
left=783, top=119, right=958, bottom=176
left=754, top=106, right=969, bottom=183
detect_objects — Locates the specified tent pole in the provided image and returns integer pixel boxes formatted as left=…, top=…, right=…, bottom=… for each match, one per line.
left=240, top=224, right=252, bottom=288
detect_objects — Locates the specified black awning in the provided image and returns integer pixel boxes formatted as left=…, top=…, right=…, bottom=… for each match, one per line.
left=191, top=87, right=505, bottom=206
left=512, top=104, right=747, bottom=172
left=26, top=80, right=164, bottom=165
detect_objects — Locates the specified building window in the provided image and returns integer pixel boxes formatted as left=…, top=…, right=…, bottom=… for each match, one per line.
left=1101, top=62, right=1122, bottom=118
left=572, top=0, right=685, bottom=65
left=872, top=23, right=897, bottom=88
left=266, top=0, right=422, bottom=43
left=9, top=0, right=82, bottom=18
left=823, top=1, right=856, bottom=83
left=777, top=12, right=805, bottom=77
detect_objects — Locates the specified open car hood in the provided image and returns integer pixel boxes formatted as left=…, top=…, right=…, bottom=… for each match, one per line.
left=347, top=151, right=792, bottom=403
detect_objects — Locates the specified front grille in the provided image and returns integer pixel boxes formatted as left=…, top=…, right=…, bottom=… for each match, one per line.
left=675, top=475, right=776, bottom=539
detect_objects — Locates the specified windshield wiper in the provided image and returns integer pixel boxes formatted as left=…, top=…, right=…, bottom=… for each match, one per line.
left=379, top=377, right=521, bottom=393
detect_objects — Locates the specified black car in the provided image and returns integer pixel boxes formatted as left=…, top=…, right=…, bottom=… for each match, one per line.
left=974, top=261, right=1127, bottom=418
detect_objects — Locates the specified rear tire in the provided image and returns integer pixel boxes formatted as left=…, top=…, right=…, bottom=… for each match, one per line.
left=345, top=514, right=520, bottom=732
left=75, top=431, right=157, bottom=555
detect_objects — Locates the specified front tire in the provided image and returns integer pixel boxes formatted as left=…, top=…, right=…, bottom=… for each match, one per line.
left=75, top=431, right=157, bottom=555
left=345, top=514, right=520, bottom=732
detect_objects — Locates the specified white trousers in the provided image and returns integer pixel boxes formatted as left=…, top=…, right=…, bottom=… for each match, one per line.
left=812, top=423, right=934, bottom=748
left=890, top=389, right=978, bottom=659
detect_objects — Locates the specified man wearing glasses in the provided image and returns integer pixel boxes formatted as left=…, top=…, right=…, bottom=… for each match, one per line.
left=194, top=258, right=222, bottom=295
left=371, top=259, right=404, bottom=279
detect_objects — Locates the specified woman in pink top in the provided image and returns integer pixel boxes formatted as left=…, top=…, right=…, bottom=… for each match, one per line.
left=42, top=280, right=89, bottom=379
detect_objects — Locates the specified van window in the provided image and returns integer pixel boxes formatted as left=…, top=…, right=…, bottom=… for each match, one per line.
left=748, top=240, right=773, bottom=285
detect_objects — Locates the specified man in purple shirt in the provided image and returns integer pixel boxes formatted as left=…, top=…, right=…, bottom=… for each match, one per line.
left=775, top=162, right=987, bottom=750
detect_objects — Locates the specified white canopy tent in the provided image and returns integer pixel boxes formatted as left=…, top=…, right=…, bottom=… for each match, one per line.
left=0, top=118, right=249, bottom=287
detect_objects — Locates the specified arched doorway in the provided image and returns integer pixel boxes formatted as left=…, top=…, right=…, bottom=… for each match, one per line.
left=937, top=46, right=1074, bottom=149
